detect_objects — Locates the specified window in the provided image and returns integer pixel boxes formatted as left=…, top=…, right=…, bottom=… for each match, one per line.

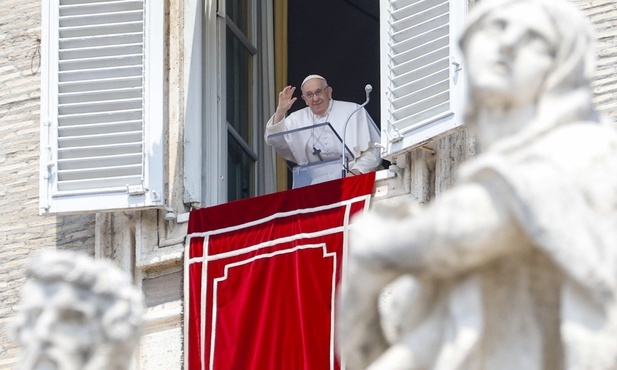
left=183, top=0, right=276, bottom=206
left=184, top=0, right=466, bottom=205
left=225, top=0, right=258, bottom=201
left=40, top=0, right=164, bottom=214
left=380, top=0, right=467, bottom=159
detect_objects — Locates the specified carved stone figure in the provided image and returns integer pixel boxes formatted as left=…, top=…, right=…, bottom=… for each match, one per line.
left=338, top=0, right=617, bottom=369
left=10, top=251, right=143, bottom=370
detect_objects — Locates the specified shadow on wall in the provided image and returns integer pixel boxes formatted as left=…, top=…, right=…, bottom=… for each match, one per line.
left=55, top=214, right=96, bottom=254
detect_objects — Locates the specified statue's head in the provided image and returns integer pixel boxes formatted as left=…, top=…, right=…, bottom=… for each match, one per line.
left=460, top=0, right=558, bottom=109
left=11, top=251, right=143, bottom=370
left=459, top=0, right=598, bottom=146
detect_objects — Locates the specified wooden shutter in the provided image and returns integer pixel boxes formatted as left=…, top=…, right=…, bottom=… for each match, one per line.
left=380, top=0, right=467, bottom=159
left=40, top=0, right=164, bottom=214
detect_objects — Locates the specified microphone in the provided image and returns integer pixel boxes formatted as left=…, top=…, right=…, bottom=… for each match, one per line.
left=365, top=84, right=372, bottom=101
left=341, top=84, right=373, bottom=178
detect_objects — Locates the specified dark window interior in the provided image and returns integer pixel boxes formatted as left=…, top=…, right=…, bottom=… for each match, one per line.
left=288, top=0, right=380, bottom=127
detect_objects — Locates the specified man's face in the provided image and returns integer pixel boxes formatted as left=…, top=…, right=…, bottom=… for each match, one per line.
left=465, top=2, right=557, bottom=108
left=16, top=280, right=103, bottom=370
left=301, top=78, right=332, bottom=116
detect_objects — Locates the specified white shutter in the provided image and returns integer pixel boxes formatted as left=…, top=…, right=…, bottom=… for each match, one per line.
left=380, top=0, right=467, bottom=159
left=40, top=0, right=164, bottom=214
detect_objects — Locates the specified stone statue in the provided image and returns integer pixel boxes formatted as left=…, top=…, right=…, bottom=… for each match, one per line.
left=338, top=0, right=617, bottom=369
left=10, top=251, right=143, bottom=370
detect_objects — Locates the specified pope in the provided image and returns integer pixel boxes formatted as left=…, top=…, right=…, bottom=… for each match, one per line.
left=265, top=74, right=381, bottom=185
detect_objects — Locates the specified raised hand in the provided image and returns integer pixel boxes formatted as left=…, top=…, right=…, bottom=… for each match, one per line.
left=273, top=85, right=297, bottom=123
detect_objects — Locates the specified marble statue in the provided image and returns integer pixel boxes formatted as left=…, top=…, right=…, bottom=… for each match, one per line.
left=338, top=0, right=617, bottom=369
left=10, top=251, right=143, bottom=370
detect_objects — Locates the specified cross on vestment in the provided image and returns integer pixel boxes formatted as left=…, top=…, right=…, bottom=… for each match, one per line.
left=312, top=146, right=323, bottom=161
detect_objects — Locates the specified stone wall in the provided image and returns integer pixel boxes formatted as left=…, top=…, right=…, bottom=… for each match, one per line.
left=0, top=1, right=96, bottom=368
left=578, top=0, right=617, bottom=122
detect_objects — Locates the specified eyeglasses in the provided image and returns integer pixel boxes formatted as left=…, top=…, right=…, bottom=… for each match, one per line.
left=303, top=86, right=329, bottom=99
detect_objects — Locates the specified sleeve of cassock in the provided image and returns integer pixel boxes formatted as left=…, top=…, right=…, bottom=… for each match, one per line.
left=349, top=109, right=382, bottom=173
left=264, top=115, right=297, bottom=163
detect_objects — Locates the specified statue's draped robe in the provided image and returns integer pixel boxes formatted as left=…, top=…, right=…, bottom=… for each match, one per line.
left=376, top=121, right=617, bottom=370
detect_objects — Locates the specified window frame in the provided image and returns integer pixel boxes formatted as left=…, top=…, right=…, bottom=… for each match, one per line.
left=183, top=0, right=276, bottom=207
left=223, top=0, right=259, bottom=202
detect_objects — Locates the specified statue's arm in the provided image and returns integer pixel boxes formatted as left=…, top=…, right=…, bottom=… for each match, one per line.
left=339, top=181, right=522, bottom=369
left=350, top=181, right=523, bottom=279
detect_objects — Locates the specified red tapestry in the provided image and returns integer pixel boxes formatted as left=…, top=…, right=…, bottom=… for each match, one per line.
left=185, top=173, right=375, bottom=370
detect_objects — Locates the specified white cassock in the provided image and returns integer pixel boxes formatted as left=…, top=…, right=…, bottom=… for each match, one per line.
left=265, top=99, right=381, bottom=184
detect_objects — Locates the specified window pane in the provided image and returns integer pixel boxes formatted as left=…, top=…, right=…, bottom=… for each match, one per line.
left=228, top=133, right=255, bottom=201
left=226, top=32, right=252, bottom=143
left=226, top=0, right=249, bottom=35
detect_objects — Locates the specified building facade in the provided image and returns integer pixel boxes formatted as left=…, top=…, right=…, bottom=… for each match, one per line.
left=0, top=0, right=615, bottom=368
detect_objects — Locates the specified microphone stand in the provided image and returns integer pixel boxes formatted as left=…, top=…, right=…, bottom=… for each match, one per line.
left=341, top=84, right=372, bottom=178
